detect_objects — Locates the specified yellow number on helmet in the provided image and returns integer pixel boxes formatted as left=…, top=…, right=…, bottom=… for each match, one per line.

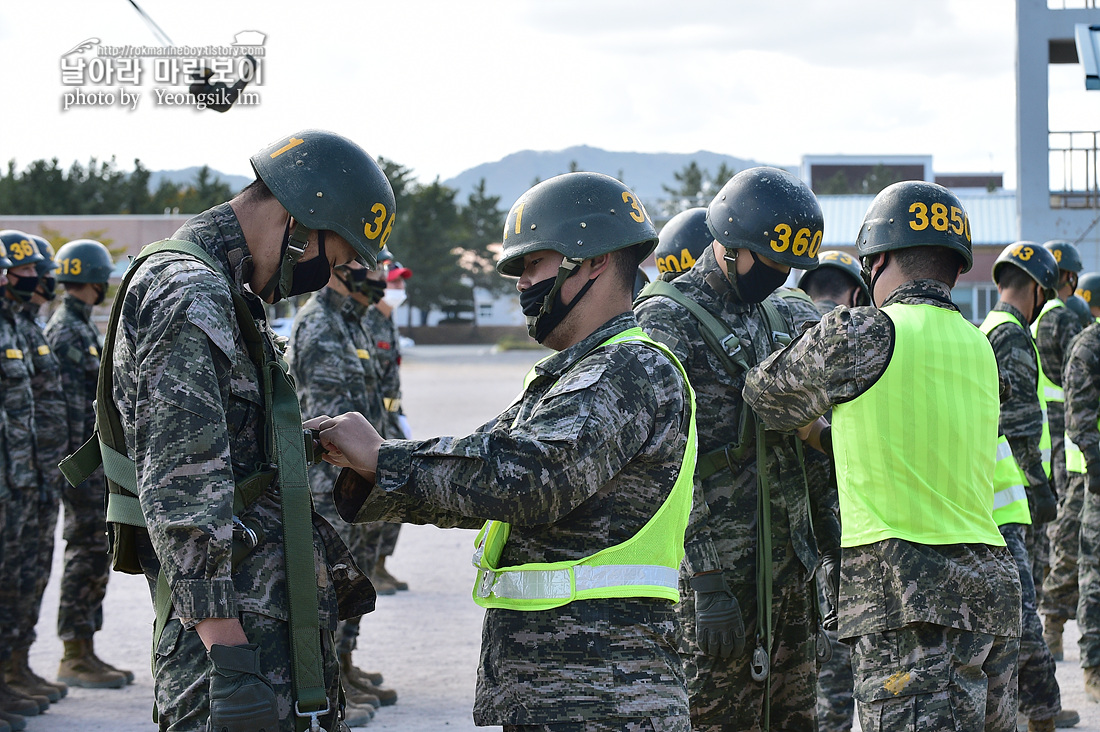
left=363, top=203, right=387, bottom=240
left=622, top=192, right=646, bottom=224
left=771, top=223, right=792, bottom=252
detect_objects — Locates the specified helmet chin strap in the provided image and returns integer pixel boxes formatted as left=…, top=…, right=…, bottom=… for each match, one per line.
left=258, top=216, right=313, bottom=301
left=526, top=257, right=587, bottom=341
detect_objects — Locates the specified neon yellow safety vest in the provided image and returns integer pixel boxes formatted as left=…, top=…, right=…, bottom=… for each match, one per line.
left=471, top=327, right=697, bottom=611
left=980, top=309, right=1042, bottom=526
left=832, top=303, right=1005, bottom=548
left=1031, top=299, right=1065, bottom=478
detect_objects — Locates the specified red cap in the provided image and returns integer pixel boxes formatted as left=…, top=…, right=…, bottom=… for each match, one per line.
left=387, top=265, right=412, bottom=281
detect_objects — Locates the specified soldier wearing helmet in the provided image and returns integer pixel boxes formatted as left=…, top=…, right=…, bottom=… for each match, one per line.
left=0, top=231, right=57, bottom=723
left=634, top=167, right=839, bottom=731
left=1036, top=240, right=1088, bottom=662
left=1066, top=268, right=1100, bottom=703
left=798, top=249, right=870, bottom=313
left=1, top=233, right=71, bottom=708
left=982, top=242, right=1075, bottom=730
left=746, top=181, right=1024, bottom=731
left=42, top=237, right=132, bottom=691
left=311, top=172, right=695, bottom=728
left=78, top=130, right=387, bottom=730
left=654, top=207, right=711, bottom=280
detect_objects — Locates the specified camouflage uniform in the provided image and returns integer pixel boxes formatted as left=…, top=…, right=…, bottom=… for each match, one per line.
left=744, top=279, right=1023, bottom=732
left=633, top=247, right=840, bottom=732
left=1035, top=304, right=1082, bottom=609
left=363, top=306, right=404, bottom=568
left=0, top=298, right=35, bottom=666
left=1046, top=323, right=1095, bottom=625
left=289, top=286, right=387, bottom=656
left=45, top=293, right=110, bottom=642
left=1068, top=323, right=1100, bottom=669
left=334, top=312, right=691, bottom=728
left=13, top=302, right=67, bottom=654
left=984, top=302, right=1062, bottom=721
left=110, top=203, right=373, bottom=730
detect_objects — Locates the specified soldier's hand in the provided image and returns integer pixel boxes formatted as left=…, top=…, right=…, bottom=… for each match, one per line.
left=310, top=411, right=382, bottom=480
left=1088, top=461, right=1100, bottom=496
left=689, top=572, right=746, bottom=659
left=207, top=644, right=280, bottom=732
left=1027, top=479, right=1058, bottom=523
left=816, top=549, right=840, bottom=632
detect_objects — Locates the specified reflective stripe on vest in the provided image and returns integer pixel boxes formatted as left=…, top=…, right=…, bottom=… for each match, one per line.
left=1067, top=435, right=1087, bottom=474
left=471, top=327, right=697, bottom=611
left=991, top=435, right=1031, bottom=524
left=1032, top=299, right=1065, bottom=478
left=981, top=308, right=1047, bottom=506
left=831, top=303, right=1005, bottom=548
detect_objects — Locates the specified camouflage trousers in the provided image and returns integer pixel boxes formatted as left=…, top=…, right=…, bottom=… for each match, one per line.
left=153, top=613, right=344, bottom=732
left=503, top=717, right=690, bottom=732
left=15, top=490, right=59, bottom=652
left=1, top=489, right=43, bottom=658
left=58, top=474, right=110, bottom=640
left=1074, top=489, right=1100, bottom=667
left=678, top=573, right=816, bottom=732
left=368, top=521, right=401, bottom=559
left=817, top=627, right=854, bottom=732
left=1042, top=472, right=1086, bottom=621
left=1000, top=523, right=1061, bottom=720
left=850, top=623, right=1020, bottom=732
left=313, top=491, right=375, bottom=657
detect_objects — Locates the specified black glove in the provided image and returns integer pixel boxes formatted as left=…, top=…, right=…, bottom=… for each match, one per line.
left=208, top=643, right=280, bottom=732
left=1026, top=478, right=1057, bottom=524
left=1088, top=461, right=1100, bottom=496
left=815, top=549, right=840, bottom=632
left=689, top=572, right=746, bottom=659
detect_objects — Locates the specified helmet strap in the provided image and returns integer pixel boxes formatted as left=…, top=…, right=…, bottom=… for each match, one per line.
left=721, top=247, right=745, bottom=300
left=258, top=216, right=312, bottom=301
left=526, top=257, right=595, bottom=343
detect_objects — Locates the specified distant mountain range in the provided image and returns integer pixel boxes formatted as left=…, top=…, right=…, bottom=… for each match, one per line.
left=442, top=145, right=784, bottom=211
left=151, top=145, right=787, bottom=212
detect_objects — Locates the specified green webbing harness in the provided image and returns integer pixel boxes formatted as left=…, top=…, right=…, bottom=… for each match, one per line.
left=58, top=239, right=329, bottom=731
left=635, top=279, right=816, bottom=731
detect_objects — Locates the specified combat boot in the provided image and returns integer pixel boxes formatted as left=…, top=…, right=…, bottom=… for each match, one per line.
left=1029, top=718, right=1056, bottom=732
left=86, top=636, right=134, bottom=684
left=0, top=714, right=11, bottom=732
left=340, top=653, right=384, bottom=689
left=0, top=709, right=24, bottom=732
left=4, top=651, right=62, bottom=703
left=1084, top=666, right=1100, bottom=703
left=342, top=683, right=381, bottom=709
left=0, top=676, right=44, bottom=716
left=56, top=639, right=127, bottom=689
left=342, top=700, right=374, bottom=727
left=359, top=681, right=397, bottom=707
left=1045, top=616, right=1065, bottom=662
left=373, top=556, right=408, bottom=591
left=1055, top=709, right=1081, bottom=727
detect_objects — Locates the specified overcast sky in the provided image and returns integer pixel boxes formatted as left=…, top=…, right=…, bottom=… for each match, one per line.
left=2, top=0, right=1097, bottom=190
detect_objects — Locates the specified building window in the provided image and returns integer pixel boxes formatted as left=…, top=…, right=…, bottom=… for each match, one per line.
left=478, top=302, right=493, bottom=320
left=952, top=283, right=999, bottom=323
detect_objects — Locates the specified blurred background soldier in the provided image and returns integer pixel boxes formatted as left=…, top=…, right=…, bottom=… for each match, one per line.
left=980, top=242, right=1073, bottom=731
left=1068, top=272, right=1100, bottom=701
left=1, top=232, right=69, bottom=705
left=0, top=236, right=50, bottom=726
left=652, top=207, right=709, bottom=282
left=745, top=181, right=1023, bottom=731
left=635, top=168, right=840, bottom=732
left=364, top=250, right=412, bottom=594
left=797, top=249, right=869, bottom=314
left=289, top=256, right=397, bottom=724
left=45, top=238, right=130, bottom=690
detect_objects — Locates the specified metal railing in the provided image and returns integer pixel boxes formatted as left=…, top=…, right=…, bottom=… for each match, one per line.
left=1050, top=130, right=1100, bottom=208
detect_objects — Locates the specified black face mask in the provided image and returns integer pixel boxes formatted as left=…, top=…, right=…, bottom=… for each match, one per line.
left=519, top=273, right=597, bottom=343
left=286, top=231, right=330, bottom=298
left=93, top=282, right=107, bottom=306
left=39, top=276, right=57, bottom=301
left=734, top=251, right=788, bottom=304
left=8, top=273, right=40, bottom=302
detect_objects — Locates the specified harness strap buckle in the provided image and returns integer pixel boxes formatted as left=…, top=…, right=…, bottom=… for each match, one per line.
left=295, top=699, right=330, bottom=732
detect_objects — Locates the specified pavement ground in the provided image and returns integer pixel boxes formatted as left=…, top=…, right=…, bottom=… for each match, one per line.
left=16, top=343, right=1100, bottom=730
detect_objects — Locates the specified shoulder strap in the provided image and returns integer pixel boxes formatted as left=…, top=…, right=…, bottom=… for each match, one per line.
left=637, top=279, right=751, bottom=376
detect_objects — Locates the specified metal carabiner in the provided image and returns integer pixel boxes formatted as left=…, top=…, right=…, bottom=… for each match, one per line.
left=750, top=644, right=770, bottom=682
left=295, top=700, right=331, bottom=732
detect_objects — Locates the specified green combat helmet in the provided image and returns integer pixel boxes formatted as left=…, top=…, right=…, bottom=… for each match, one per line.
left=0, top=230, right=45, bottom=301
left=55, top=239, right=114, bottom=284
left=1076, top=272, right=1100, bottom=310
left=1065, top=294, right=1094, bottom=327
left=0, top=236, right=13, bottom=269
left=993, top=241, right=1060, bottom=298
left=655, top=208, right=710, bottom=278
left=497, top=171, right=658, bottom=342
left=1043, top=240, right=1084, bottom=274
left=250, top=129, right=397, bottom=299
left=706, top=167, right=824, bottom=271
left=857, top=181, right=974, bottom=271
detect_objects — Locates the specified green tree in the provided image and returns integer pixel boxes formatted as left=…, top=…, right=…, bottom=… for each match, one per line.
left=817, top=170, right=853, bottom=195
left=858, top=164, right=904, bottom=195
left=398, top=179, right=471, bottom=325
left=660, top=161, right=738, bottom=217
left=457, top=178, right=509, bottom=298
